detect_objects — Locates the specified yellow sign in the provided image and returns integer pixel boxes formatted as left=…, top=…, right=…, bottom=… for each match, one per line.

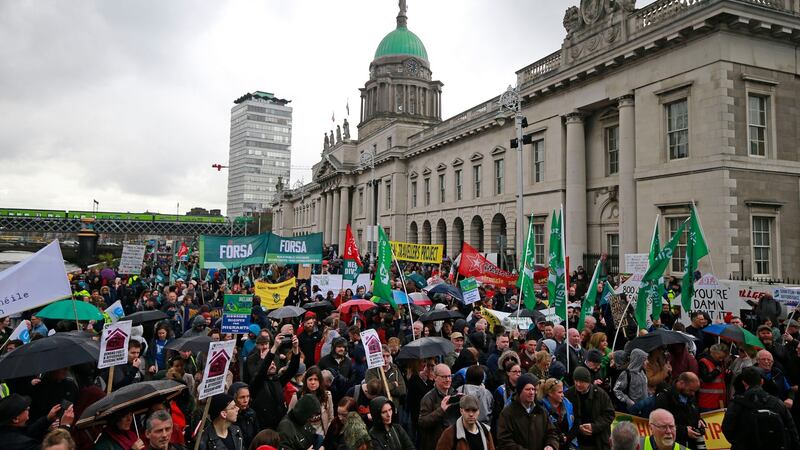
left=389, top=241, right=443, bottom=264
left=255, top=277, right=296, bottom=310
left=611, top=410, right=731, bottom=450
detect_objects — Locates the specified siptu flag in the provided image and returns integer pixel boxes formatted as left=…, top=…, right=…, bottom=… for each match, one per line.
left=547, top=210, right=567, bottom=321
left=646, top=217, right=666, bottom=321
left=191, top=264, right=200, bottom=281
left=176, top=242, right=189, bottom=261
left=681, top=205, right=709, bottom=312
left=517, top=214, right=538, bottom=310
left=343, top=224, right=363, bottom=282
left=578, top=258, right=603, bottom=330
left=9, top=320, right=31, bottom=344
left=599, top=281, right=615, bottom=307
left=635, top=219, right=687, bottom=329
left=373, top=226, right=396, bottom=308
left=156, top=267, right=166, bottom=284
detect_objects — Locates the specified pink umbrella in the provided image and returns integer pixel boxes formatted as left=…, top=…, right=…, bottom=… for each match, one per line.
left=338, top=299, right=378, bottom=313
left=409, top=292, right=433, bottom=306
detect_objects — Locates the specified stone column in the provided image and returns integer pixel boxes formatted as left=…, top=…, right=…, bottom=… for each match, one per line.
left=318, top=195, right=326, bottom=235
left=618, top=95, right=637, bottom=256
left=324, top=192, right=333, bottom=245
left=339, top=186, right=350, bottom=250
left=565, top=112, right=587, bottom=267
left=332, top=189, right=341, bottom=252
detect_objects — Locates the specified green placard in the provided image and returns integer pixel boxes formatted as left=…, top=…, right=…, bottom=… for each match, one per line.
left=460, top=277, right=480, bottom=305
left=221, top=294, right=253, bottom=333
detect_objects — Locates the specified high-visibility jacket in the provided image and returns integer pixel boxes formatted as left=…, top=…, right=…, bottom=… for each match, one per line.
left=698, top=357, right=727, bottom=410
left=642, top=435, right=688, bottom=450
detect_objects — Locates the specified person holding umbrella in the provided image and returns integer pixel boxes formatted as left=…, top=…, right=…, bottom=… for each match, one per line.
left=0, top=393, right=74, bottom=450
left=93, top=411, right=146, bottom=450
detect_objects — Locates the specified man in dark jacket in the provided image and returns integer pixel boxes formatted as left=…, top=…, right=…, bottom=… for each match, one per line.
left=436, top=395, right=495, bottom=450
left=654, top=372, right=702, bottom=449
left=555, top=328, right=585, bottom=383
left=747, top=294, right=782, bottom=326
left=297, top=313, right=322, bottom=365
left=419, top=364, right=458, bottom=450
left=249, top=332, right=300, bottom=430
left=564, top=367, right=615, bottom=450
left=198, top=393, right=243, bottom=450
left=722, top=366, right=800, bottom=450
left=369, top=396, right=415, bottom=450
left=318, top=337, right=352, bottom=380
left=496, top=374, right=559, bottom=450
left=0, top=393, right=74, bottom=450
left=228, top=382, right=258, bottom=450
left=277, top=394, right=320, bottom=450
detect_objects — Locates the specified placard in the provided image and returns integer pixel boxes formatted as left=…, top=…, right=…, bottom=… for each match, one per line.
left=624, top=253, right=649, bottom=274
left=98, top=320, right=132, bottom=369
left=459, top=277, right=480, bottom=305
left=297, top=264, right=312, bottom=280
left=104, top=300, right=125, bottom=323
left=118, top=244, right=146, bottom=275
left=538, top=307, right=563, bottom=325
left=221, top=294, right=253, bottom=333
left=774, top=287, right=800, bottom=307
left=388, top=241, right=444, bottom=264
left=360, top=328, right=385, bottom=369
left=679, top=276, right=799, bottom=324
left=198, top=340, right=236, bottom=399
left=311, top=274, right=371, bottom=298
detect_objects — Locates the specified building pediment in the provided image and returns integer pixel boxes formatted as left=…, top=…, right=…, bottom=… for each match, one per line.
left=409, top=170, right=418, bottom=179
left=436, top=163, right=447, bottom=172
left=470, top=152, right=483, bottom=162
left=422, top=167, right=432, bottom=176
left=452, top=157, right=464, bottom=167
left=491, top=146, right=506, bottom=156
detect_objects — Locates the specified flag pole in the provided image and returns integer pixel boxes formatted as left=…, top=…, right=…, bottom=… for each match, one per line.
left=559, top=204, right=569, bottom=374
left=389, top=244, right=416, bottom=341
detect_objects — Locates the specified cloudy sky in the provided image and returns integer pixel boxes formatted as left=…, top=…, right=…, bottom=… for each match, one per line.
left=0, top=0, right=654, bottom=216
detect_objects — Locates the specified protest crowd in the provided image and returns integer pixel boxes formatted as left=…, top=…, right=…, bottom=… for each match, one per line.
left=2, top=221, right=800, bottom=450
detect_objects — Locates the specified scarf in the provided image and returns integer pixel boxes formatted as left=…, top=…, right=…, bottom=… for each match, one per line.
left=106, top=426, right=139, bottom=450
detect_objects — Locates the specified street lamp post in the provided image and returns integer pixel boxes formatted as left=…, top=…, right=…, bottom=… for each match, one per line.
left=359, top=148, right=376, bottom=267
left=499, top=85, right=526, bottom=270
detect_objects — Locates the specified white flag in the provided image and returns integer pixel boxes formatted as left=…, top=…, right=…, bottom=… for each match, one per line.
left=0, top=240, right=71, bottom=318
left=104, top=300, right=125, bottom=322
left=8, top=320, right=31, bottom=344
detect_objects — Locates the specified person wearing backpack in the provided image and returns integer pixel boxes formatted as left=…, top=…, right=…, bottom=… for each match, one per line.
left=613, top=349, right=649, bottom=413
left=722, top=366, right=800, bottom=450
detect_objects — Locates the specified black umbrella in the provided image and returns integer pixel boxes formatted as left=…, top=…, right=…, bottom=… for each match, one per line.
left=268, top=305, right=307, bottom=319
left=125, top=310, right=168, bottom=326
left=164, top=335, right=212, bottom=353
left=509, top=308, right=545, bottom=321
left=76, top=380, right=186, bottom=428
left=426, top=284, right=463, bottom=301
left=396, top=337, right=455, bottom=360
left=302, top=301, right=333, bottom=312
left=625, top=329, right=697, bottom=353
left=419, top=309, right=464, bottom=322
left=0, top=332, right=100, bottom=379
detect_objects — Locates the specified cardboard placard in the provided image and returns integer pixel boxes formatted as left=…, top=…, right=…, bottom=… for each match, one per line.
left=198, top=340, right=236, bottom=399
left=360, top=328, right=385, bottom=369
left=221, top=294, right=253, bottom=333
left=98, top=320, right=132, bottom=369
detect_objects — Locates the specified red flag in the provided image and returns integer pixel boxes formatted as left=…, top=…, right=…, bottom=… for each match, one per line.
left=343, top=224, right=363, bottom=267
left=176, top=242, right=189, bottom=260
left=458, top=242, right=517, bottom=287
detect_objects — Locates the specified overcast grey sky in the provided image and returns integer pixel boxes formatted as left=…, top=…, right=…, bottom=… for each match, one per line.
left=0, top=0, right=655, bottom=216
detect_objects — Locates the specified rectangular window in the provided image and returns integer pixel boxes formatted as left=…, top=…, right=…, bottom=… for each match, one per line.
left=385, top=182, right=392, bottom=209
left=494, top=159, right=504, bottom=195
left=358, top=189, right=364, bottom=214
left=667, top=99, right=689, bottom=160
left=748, top=94, right=768, bottom=157
left=533, top=223, right=545, bottom=265
left=439, top=174, right=446, bottom=203
left=752, top=216, right=773, bottom=276
left=473, top=165, right=481, bottom=198
left=387, top=136, right=393, bottom=149
left=411, top=181, right=417, bottom=208
left=455, top=169, right=463, bottom=200
left=424, top=178, right=431, bottom=205
left=607, top=233, right=620, bottom=262
left=533, top=139, right=545, bottom=182
left=667, top=216, right=689, bottom=273
left=606, top=126, right=619, bottom=175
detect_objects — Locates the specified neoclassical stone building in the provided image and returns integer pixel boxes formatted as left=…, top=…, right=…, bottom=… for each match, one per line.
left=273, top=0, right=800, bottom=280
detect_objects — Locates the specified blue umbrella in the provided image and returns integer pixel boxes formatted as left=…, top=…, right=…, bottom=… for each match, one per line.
left=426, top=283, right=463, bottom=302
left=393, top=290, right=410, bottom=305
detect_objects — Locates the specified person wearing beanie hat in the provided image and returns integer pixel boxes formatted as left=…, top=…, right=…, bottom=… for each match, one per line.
left=227, top=382, right=258, bottom=449
left=565, top=362, right=615, bottom=450
left=496, top=373, right=559, bottom=450
left=277, top=394, right=321, bottom=450
left=318, top=337, right=353, bottom=380
left=197, top=393, right=243, bottom=450
left=0, top=393, right=75, bottom=450
left=583, top=349, right=607, bottom=387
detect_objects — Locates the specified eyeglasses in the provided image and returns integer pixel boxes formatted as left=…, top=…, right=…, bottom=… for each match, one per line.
left=651, top=423, right=676, bottom=431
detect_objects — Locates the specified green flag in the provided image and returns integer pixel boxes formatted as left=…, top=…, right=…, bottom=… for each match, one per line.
left=681, top=205, right=709, bottom=312
left=517, top=214, right=537, bottom=310
left=649, top=220, right=661, bottom=266
left=374, top=225, right=396, bottom=308
left=646, top=217, right=665, bottom=321
left=578, top=259, right=602, bottom=330
left=635, top=219, right=687, bottom=329
left=599, top=281, right=614, bottom=306
left=547, top=210, right=566, bottom=321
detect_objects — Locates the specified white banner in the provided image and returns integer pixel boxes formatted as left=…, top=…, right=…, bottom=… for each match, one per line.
left=615, top=272, right=644, bottom=296
left=9, top=320, right=31, bottom=344
left=311, top=274, right=371, bottom=298
left=360, top=328, right=385, bottom=369
left=118, top=244, right=146, bottom=275
left=198, top=340, right=235, bottom=399
left=0, top=240, right=72, bottom=318
left=98, top=320, right=132, bottom=369
left=624, top=254, right=649, bottom=274
left=104, top=300, right=125, bottom=322
left=538, top=307, right=563, bottom=325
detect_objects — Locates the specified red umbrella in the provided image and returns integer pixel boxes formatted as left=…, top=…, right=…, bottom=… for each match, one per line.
left=409, top=292, right=433, bottom=306
left=338, top=299, right=377, bottom=313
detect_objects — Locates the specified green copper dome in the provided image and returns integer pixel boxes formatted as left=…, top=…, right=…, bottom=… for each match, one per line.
left=374, top=26, right=428, bottom=61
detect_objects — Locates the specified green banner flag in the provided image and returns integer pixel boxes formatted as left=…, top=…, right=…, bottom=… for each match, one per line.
left=647, top=217, right=665, bottom=321
left=578, top=259, right=603, bottom=330
left=681, top=205, right=709, bottom=312
left=517, top=213, right=537, bottom=310
left=199, top=234, right=270, bottom=269
left=264, top=233, right=324, bottom=264
left=636, top=219, right=687, bottom=329
left=599, top=281, right=614, bottom=306
left=547, top=210, right=566, bottom=321
left=374, top=226, right=396, bottom=308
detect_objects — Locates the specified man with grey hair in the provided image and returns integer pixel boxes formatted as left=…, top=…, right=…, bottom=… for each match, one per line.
left=145, top=409, right=179, bottom=450
left=645, top=409, right=688, bottom=450
left=610, top=421, right=640, bottom=450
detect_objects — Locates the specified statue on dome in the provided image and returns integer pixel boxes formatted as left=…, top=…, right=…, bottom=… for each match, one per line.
left=336, top=125, right=342, bottom=143
left=343, top=119, right=351, bottom=140
left=324, top=133, right=329, bottom=149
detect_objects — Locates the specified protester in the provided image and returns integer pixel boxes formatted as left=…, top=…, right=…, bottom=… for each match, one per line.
left=610, top=421, right=639, bottom=450
left=646, top=409, right=686, bottom=450
left=144, top=410, right=183, bottom=450
left=565, top=366, right=615, bottom=450
left=228, top=382, right=258, bottom=450
left=495, top=374, right=559, bottom=450
left=654, top=372, right=701, bottom=449
left=276, top=394, right=321, bottom=450
left=369, top=397, right=414, bottom=450
left=0, top=393, right=75, bottom=450
left=538, top=378, right=576, bottom=449
left=93, top=411, right=145, bottom=450
left=435, top=395, right=494, bottom=450
left=418, top=364, right=456, bottom=450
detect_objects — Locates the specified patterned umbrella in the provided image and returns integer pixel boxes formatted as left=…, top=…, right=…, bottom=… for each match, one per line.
left=703, top=323, right=764, bottom=349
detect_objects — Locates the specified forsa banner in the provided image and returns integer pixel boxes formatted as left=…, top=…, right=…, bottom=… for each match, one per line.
left=389, top=241, right=443, bottom=264
left=199, top=234, right=269, bottom=269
